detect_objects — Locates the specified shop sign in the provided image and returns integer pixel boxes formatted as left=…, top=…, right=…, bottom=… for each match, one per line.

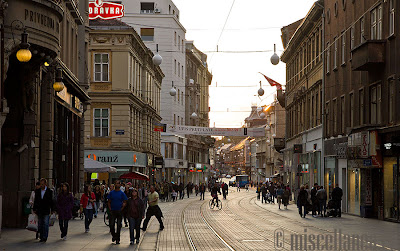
left=155, top=157, right=164, bottom=166
left=147, top=154, right=153, bottom=166
left=365, top=171, right=372, bottom=206
left=359, top=132, right=369, bottom=158
left=85, top=150, right=146, bottom=167
left=293, top=144, right=303, bottom=153
left=363, top=159, right=372, bottom=166
left=89, top=0, right=125, bottom=20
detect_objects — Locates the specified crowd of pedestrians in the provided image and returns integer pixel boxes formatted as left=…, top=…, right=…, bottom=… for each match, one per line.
left=256, top=182, right=291, bottom=209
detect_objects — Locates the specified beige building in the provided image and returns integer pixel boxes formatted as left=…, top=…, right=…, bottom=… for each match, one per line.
left=85, top=19, right=163, bottom=183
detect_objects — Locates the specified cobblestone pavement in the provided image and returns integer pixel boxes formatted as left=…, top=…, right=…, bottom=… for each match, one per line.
left=0, top=187, right=399, bottom=250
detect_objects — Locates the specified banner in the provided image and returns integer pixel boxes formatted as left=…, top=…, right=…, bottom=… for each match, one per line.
left=156, top=124, right=265, bottom=137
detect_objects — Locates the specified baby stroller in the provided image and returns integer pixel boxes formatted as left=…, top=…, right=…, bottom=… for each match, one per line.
left=265, top=191, right=273, bottom=204
left=326, top=199, right=338, bottom=217
left=72, top=197, right=84, bottom=220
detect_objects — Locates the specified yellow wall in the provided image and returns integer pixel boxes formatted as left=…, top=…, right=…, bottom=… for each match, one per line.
left=383, top=157, right=397, bottom=219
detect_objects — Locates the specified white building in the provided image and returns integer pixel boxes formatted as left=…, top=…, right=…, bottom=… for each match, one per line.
left=121, top=0, right=187, bottom=182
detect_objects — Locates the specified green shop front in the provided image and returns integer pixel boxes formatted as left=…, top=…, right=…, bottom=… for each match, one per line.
left=85, top=150, right=147, bottom=184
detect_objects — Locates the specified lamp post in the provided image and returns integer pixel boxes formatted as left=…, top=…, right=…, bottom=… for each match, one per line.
left=270, top=44, right=280, bottom=65
left=169, top=81, right=176, bottom=96
left=53, top=68, right=64, bottom=92
left=152, top=44, right=162, bottom=66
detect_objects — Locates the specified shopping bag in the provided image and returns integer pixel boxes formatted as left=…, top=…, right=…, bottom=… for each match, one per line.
left=26, top=213, right=38, bottom=232
left=49, top=213, right=57, bottom=226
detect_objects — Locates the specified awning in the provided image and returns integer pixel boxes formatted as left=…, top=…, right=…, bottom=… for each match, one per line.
left=119, top=171, right=149, bottom=181
left=84, top=158, right=117, bottom=173
left=271, top=173, right=280, bottom=178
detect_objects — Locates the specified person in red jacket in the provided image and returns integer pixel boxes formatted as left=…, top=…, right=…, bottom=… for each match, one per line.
left=80, top=184, right=96, bottom=233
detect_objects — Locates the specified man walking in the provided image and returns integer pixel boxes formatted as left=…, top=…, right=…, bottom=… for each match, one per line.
left=141, top=185, right=164, bottom=231
left=199, top=183, right=206, bottom=200
left=33, top=178, right=54, bottom=243
left=332, top=184, right=343, bottom=217
left=107, top=180, right=128, bottom=244
left=316, top=186, right=327, bottom=217
left=311, top=183, right=319, bottom=217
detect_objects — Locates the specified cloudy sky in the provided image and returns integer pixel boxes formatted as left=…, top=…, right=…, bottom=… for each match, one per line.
left=173, top=0, right=316, bottom=127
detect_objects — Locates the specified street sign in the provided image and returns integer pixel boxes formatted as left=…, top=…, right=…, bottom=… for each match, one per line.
left=115, top=129, right=124, bottom=135
left=363, top=159, right=372, bottom=166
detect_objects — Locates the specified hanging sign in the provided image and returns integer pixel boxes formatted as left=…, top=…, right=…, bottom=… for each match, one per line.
left=89, top=0, right=125, bottom=20
left=160, top=124, right=265, bottom=137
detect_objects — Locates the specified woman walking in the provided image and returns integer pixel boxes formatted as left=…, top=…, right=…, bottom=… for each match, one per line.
left=80, top=185, right=96, bottom=233
left=29, top=181, right=41, bottom=239
left=297, top=186, right=308, bottom=218
left=57, top=183, right=74, bottom=240
left=126, top=189, right=145, bottom=245
left=94, top=185, right=102, bottom=218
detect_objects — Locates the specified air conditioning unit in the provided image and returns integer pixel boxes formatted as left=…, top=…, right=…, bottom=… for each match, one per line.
left=154, top=8, right=161, bottom=13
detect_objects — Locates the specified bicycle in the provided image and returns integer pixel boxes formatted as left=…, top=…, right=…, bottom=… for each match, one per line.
left=209, top=198, right=222, bottom=210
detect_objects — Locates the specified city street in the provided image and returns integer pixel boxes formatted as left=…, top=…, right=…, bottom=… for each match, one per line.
left=1, top=186, right=399, bottom=251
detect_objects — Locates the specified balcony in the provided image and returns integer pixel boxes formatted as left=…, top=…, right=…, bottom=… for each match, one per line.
left=273, top=138, right=285, bottom=152
left=351, top=40, right=386, bottom=71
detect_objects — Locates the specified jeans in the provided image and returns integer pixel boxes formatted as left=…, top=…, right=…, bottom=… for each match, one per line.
left=59, top=219, right=69, bottom=238
left=84, top=208, right=94, bottom=230
left=261, top=194, right=266, bottom=203
left=94, top=201, right=100, bottom=216
left=110, top=210, right=123, bottom=241
left=319, top=200, right=327, bottom=216
left=298, top=205, right=307, bottom=217
left=222, top=190, right=227, bottom=199
left=200, top=192, right=205, bottom=200
left=128, top=217, right=142, bottom=241
left=212, top=196, right=219, bottom=207
left=38, top=214, right=50, bottom=241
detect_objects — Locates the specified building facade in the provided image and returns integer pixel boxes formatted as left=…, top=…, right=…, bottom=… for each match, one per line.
left=121, top=0, right=188, bottom=182
left=324, top=0, right=400, bottom=221
left=281, top=1, right=324, bottom=192
left=1, top=0, right=90, bottom=229
left=85, top=19, right=163, bottom=183
left=185, top=41, right=213, bottom=184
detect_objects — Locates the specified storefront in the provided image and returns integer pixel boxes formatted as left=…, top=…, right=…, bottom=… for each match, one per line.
left=381, top=128, right=400, bottom=222
left=84, top=150, right=147, bottom=184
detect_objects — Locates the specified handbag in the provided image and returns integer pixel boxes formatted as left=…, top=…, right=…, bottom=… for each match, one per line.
left=49, top=213, right=57, bottom=226
left=26, top=213, right=38, bottom=232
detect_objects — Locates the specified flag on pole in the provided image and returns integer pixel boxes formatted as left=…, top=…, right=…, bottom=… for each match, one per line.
left=259, top=73, right=283, bottom=90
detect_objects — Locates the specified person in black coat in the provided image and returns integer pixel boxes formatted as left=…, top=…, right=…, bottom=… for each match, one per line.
left=332, top=184, right=343, bottom=217
left=297, top=186, right=308, bottom=218
left=33, top=178, right=54, bottom=242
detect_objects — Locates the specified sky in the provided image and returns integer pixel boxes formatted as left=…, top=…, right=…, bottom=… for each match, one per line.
left=173, top=0, right=317, bottom=128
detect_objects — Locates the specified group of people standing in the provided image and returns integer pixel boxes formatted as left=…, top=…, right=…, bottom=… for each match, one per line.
left=297, top=183, right=343, bottom=218
left=256, top=182, right=292, bottom=209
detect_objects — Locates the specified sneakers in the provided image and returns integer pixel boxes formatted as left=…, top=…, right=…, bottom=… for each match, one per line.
left=159, top=226, right=164, bottom=231
left=116, top=240, right=120, bottom=245
left=63, top=236, right=67, bottom=241
left=112, top=237, right=116, bottom=242
left=94, top=215, right=97, bottom=218
left=85, top=229, right=89, bottom=233
left=130, top=241, right=134, bottom=245
left=136, top=239, right=140, bottom=244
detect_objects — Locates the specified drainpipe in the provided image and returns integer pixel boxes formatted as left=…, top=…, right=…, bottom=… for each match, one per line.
left=320, top=4, right=326, bottom=186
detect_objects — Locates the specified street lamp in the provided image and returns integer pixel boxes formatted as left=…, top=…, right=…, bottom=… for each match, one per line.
left=191, top=112, right=198, bottom=119
left=53, top=68, right=64, bottom=92
left=169, top=81, right=176, bottom=96
left=152, top=44, right=162, bottom=66
left=258, top=81, right=264, bottom=96
left=270, top=44, right=280, bottom=65
left=16, top=29, right=32, bottom=63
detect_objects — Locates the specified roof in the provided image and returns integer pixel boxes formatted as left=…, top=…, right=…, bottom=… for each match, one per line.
left=231, top=137, right=250, bottom=151
left=89, top=19, right=132, bottom=30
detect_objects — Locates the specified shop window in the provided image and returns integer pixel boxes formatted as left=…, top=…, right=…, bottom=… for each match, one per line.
left=165, top=143, right=173, bottom=158
left=94, top=53, right=109, bottom=82
left=94, top=108, right=109, bottom=137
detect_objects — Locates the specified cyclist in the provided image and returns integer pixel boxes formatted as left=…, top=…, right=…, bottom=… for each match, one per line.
left=211, top=184, right=222, bottom=207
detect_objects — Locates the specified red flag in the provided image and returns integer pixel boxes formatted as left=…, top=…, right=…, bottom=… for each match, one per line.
left=259, top=73, right=282, bottom=90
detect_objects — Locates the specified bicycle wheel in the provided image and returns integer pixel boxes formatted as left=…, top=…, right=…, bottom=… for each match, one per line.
left=104, top=211, right=109, bottom=226
left=217, top=200, right=222, bottom=210
left=209, top=199, right=215, bottom=209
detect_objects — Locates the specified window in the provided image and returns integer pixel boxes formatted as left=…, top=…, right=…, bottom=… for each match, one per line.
left=333, top=38, right=338, bottom=69
left=178, top=62, right=180, bottom=77
left=350, top=93, right=354, bottom=127
left=182, top=65, right=184, bottom=79
left=181, top=91, right=184, bottom=104
left=390, top=0, right=395, bottom=36
left=326, top=42, right=330, bottom=73
left=326, top=101, right=330, bottom=135
left=370, top=5, right=383, bottom=39
left=359, top=89, right=364, bottom=125
left=94, top=53, right=109, bottom=82
left=174, top=114, right=176, bottom=125
left=371, top=8, right=377, bottom=39
left=141, top=2, right=155, bottom=13
left=177, top=116, right=180, bottom=125
left=360, top=17, right=365, bottom=43
left=174, top=59, right=176, bottom=74
left=341, top=32, right=346, bottom=64
left=140, top=28, right=154, bottom=41
left=174, top=31, right=176, bottom=46
left=182, top=39, right=184, bottom=52
left=341, top=96, right=345, bottom=133
left=333, top=99, right=337, bottom=134
left=178, top=35, right=180, bottom=48
left=177, top=89, right=180, bottom=102
left=377, top=5, right=383, bottom=39
left=370, top=85, right=382, bottom=124
left=94, top=108, right=109, bottom=137
left=181, top=117, right=183, bottom=125
left=350, top=26, right=355, bottom=58
left=165, top=143, right=173, bottom=158
left=177, top=144, right=183, bottom=159
left=389, top=80, right=395, bottom=123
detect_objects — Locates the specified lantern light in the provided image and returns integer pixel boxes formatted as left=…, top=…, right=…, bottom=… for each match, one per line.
left=53, top=68, right=64, bottom=92
left=270, top=44, right=280, bottom=65
left=16, top=29, right=32, bottom=62
left=169, top=81, right=176, bottom=96
left=152, top=44, right=162, bottom=66
left=258, top=81, right=264, bottom=96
